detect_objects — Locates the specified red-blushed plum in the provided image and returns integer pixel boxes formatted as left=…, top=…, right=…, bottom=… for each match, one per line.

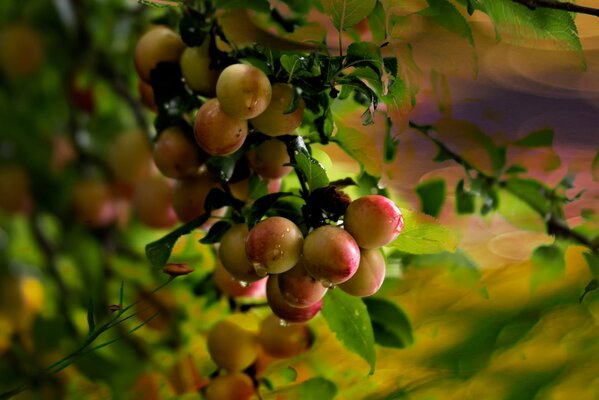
left=246, top=139, right=292, bottom=179
left=339, top=248, right=386, bottom=297
left=204, top=373, right=256, bottom=400
left=153, top=126, right=204, bottom=179
left=278, top=258, right=327, bottom=308
left=194, top=98, right=248, bottom=156
left=302, top=225, right=361, bottom=286
left=250, top=83, right=304, bottom=136
left=258, top=314, right=312, bottom=358
left=180, top=40, right=220, bottom=95
left=266, top=275, right=322, bottom=323
left=216, top=63, right=272, bottom=120
left=172, top=172, right=220, bottom=223
left=207, top=319, right=259, bottom=372
left=132, top=175, right=177, bottom=229
left=214, top=258, right=266, bottom=298
left=219, top=224, right=262, bottom=283
left=134, top=25, right=185, bottom=83
left=72, top=179, right=118, bottom=228
left=245, top=217, right=303, bottom=276
left=344, top=195, right=404, bottom=249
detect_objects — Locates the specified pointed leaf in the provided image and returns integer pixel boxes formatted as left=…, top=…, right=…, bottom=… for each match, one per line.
left=321, top=0, right=377, bottom=31
left=247, top=192, right=294, bottom=228
left=513, top=128, right=554, bottom=148
left=415, top=178, right=446, bottom=218
left=364, top=297, right=413, bottom=348
left=294, top=153, right=329, bottom=192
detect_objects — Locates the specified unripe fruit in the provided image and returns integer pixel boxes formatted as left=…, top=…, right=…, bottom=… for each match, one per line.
left=204, top=372, right=256, bottom=400
left=344, top=195, right=404, bottom=249
left=266, top=275, right=322, bottom=323
left=194, top=98, right=248, bottom=156
left=339, top=248, right=386, bottom=297
left=214, top=258, right=266, bottom=298
left=246, top=139, right=292, bottom=179
left=207, top=320, right=259, bottom=372
left=134, top=25, right=185, bottom=83
left=109, top=129, right=153, bottom=188
left=250, top=83, right=304, bottom=136
left=278, top=258, right=327, bottom=308
left=258, top=314, right=312, bottom=358
left=216, top=64, right=272, bottom=119
left=219, top=224, right=262, bottom=283
left=153, top=126, right=204, bottom=179
left=132, top=175, right=177, bottom=229
left=0, top=23, right=44, bottom=79
left=0, top=165, right=31, bottom=214
left=172, top=173, right=219, bottom=223
left=245, top=217, right=303, bottom=276
left=302, top=225, right=360, bottom=286
left=72, top=179, right=118, bottom=228
left=180, top=41, right=219, bottom=95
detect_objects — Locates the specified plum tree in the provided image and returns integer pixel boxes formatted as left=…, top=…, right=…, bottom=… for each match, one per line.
left=172, top=172, right=220, bottom=223
left=0, top=165, right=31, bottom=214
left=194, top=98, right=248, bottom=156
left=250, top=83, right=304, bottom=136
left=132, top=175, right=177, bottom=229
left=245, top=217, right=304, bottom=276
left=72, top=179, right=118, bottom=228
left=302, top=225, right=361, bottom=286
left=277, top=258, right=327, bottom=308
left=134, top=25, right=185, bottom=83
left=258, top=314, right=312, bottom=358
left=204, top=372, right=256, bottom=400
left=219, top=224, right=263, bottom=283
left=153, top=126, right=205, bottom=179
left=207, top=319, right=259, bottom=372
left=213, top=258, right=267, bottom=298
left=339, top=248, right=386, bottom=297
left=216, top=63, right=272, bottom=119
left=266, top=275, right=322, bottom=323
left=0, top=23, right=44, bottom=79
left=246, top=138, right=292, bottom=179
left=180, top=40, right=219, bottom=95
left=344, top=195, right=404, bottom=249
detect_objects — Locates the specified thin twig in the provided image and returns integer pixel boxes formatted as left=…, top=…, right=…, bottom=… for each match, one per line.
left=511, top=0, right=599, bottom=18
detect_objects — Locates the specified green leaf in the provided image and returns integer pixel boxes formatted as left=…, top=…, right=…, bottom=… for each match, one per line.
left=503, top=178, right=551, bottom=217
left=496, top=188, right=545, bottom=232
left=145, top=214, right=211, bottom=269
left=530, top=244, right=565, bottom=290
left=345, top=42, right=383, bottom=79
left=389, top=213, right=458, bottom=254
left=294, top=153, right=329, bottom=192
left=86, top=300, right=95, bottom=334
left=321, top=0, right=377, bottom=31
left=505, top=164, right=527, bottom=175
left=206, top=148, right=245, bottom=182
left=592, top=150, right=599, bottom=182
left=384, top=117, right=399, bottom=163
left=322, top=290, right=376, bottom=374
left=199, top=221, right=231, bottom=244
left=415, top=179, right=446, bottom=218
left=583, top=252, right=599, bottom=278
left=455, top=179, right=475, bottom=214
left=204, top=188, right=243, bottom=212
left=297, top=377, right=338, bottom=400
left=410, top=250, right=480, bottom=286
left=247, top=192, right=294, bottom=229
left=368, top=1, right=387, bottom=42
left=363, top=297, right=413, bottom=348
left=334, top=120, right=382, bottom=177
left=420, top=0, right=474, bottom=46
left=513, top=128, right=554, bottom=148
left=580, top=279, right=599, bottom=303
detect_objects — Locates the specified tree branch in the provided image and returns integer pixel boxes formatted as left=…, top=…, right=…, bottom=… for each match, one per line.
left=511, top=0, right=599, bottom=18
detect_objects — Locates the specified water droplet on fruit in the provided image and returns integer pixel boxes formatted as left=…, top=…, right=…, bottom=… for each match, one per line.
left=320, top=279, right=333, bottom=289
left=238, top=280, right=250, bottom=288
left=254, top=263, right=268, bottom=277
left=279, top=319, right=290, bottom=327
left=354, top=310, right=359, bottom=316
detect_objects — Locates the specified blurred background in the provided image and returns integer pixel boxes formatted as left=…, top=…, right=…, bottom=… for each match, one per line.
left=1, top=0, right=599, bottom=399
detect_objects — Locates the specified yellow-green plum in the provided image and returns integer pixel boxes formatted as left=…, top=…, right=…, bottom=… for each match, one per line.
left=207, top=319, right=259, bottom=372
left=132, top=175, right=177, bottom=229
left=216, top=63, right=272, bottom=119
left=180, top=41, right=220, bottom=95
left=134, top=25, right=185, bottom=83
left=153, top=126, right=204, bottom=179
left=250, top=83, right=304, bottom=136
left=219, top=224, right=262, bottom=283
left=194, top=98, right=248, bottom=156
left=246, top=139, right=292, bottom=179
left=339, top=248, right=386, bottom=297
left=204, top=373, right=256, bottom=400
left=258, top=314, right=312, bottom=358
left=172, top=172, right=219, bottom=223
left=344, top=195, right=404, bottom=249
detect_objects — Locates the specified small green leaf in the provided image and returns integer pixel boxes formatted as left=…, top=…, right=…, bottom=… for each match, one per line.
left=204, top=188, right=243, bottom=212
left=322, top=290, right=376, bottom=374
left=592, top=150, right=599, bottom=182
left=345, top=42, right=383, bottom=78
left=86, top=300, right=95, bottom=334
left=297, top=377, right=338, bottom=400
left=145, top=214, right=211, bottom=268
left=294, top=153, right=329, bottom=192
left=205, top=148, right=245, bottom=182
left=455, top=179, right=475, bottom=214
left=415, top=179, right=446, bottom=218
left=199, top=221, right=231, bottom=244
left=368, top=1, right=387, bottom=42
left=583, top=252, right=599, bottom=278
left=530, top=244, right=565, bottom=290
left=389, top=221, right=458, bottom=254
left=503, top=178, right=551, bottom=217
left=334, top=121, right=382, bottom=177
left=505, top=164, right=527, bottom=175
left=247, top=192, right=293, bottom=229
left=363, top=297, right=413, bottom=348
left=321, top=0, right=377, bottom=31
left=420, top=0, right=474, bottom=46
left=513, top=128, right=554, bottom=147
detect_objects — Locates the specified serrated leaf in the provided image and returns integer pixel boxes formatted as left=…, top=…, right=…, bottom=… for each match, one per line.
left=322, top=290, right=376, bottom=374
left=296, top=377, right=338, bottom=400
left=363, top=297, right=413, bottom=348
left=247, top=192, right=293, bottom=228
left=199, top=221, right=231, bottom=244
left=389, top=222, right=458, bottom=254
left=145, top=213, right=211, bottom=268
left=416, top=179, right=446, bottom=218
left=592, top=150, right=599, bottom=182
left=294, top=153, right=329, bottom=192
left=531, top=244, right=565, bottom=289
left=420, top=0, right=474, bottom=46
left=321, top=0, right=377, bottom=31
left=513, top=128, right=554, bottom=148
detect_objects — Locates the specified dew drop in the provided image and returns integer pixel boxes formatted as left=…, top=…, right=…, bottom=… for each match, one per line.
left=279, top=319, right=290, bottom=327
left=238, top=280, right=250, bottom=288
left=320, top=279, right=334, bottom=289
left=253, top=263, right=268, bottom=277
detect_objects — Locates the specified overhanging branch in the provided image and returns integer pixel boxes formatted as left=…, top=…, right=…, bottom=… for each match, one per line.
left=511, top=0, right=599, bottom=18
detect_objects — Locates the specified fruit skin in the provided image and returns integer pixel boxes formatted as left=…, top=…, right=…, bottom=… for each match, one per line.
left=250, top=83, right=304, bottom=136
left=194, top=98, right=248, bottom=156
left=219, top=224, right=262, bottom=283
left=138, top=80, right=157, bottom=112
left=339, top=248, right=386, bottom=297
left=0, top=165, right=31, bottom=214
left=180, top=41, right=219, bottom=95
left=207, top=320, right=259, bottom=372
left=214, top=258, right=266, bottom=298
left=132, top=175, right=177, bottom=229
left=172, top=172, right=220, bottom=223
left=266, top=275, right=322, bottom=323
left=344, top=195, right=404, bottom=249
left=109, top=129, right=153, bottom=191
left=72, top=179, right=118, bottom=228
left=302, top=225, right=361, bottom=286
left=245, top=217, right=304, bottom=276
left=258, top=314, right=312, bottom=358
left=153, top=126, right=204, bottom=179
left=246, top=139, right=292, bottom=179
left=134, top=25, right=186, bottom=83
left=216, top=63, right=272, bottom=120
left=278, top=258, right=327, bottom=308
left=0, top=23, right=44, bottom=79
left=204, top=372, right=256, bottom=400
